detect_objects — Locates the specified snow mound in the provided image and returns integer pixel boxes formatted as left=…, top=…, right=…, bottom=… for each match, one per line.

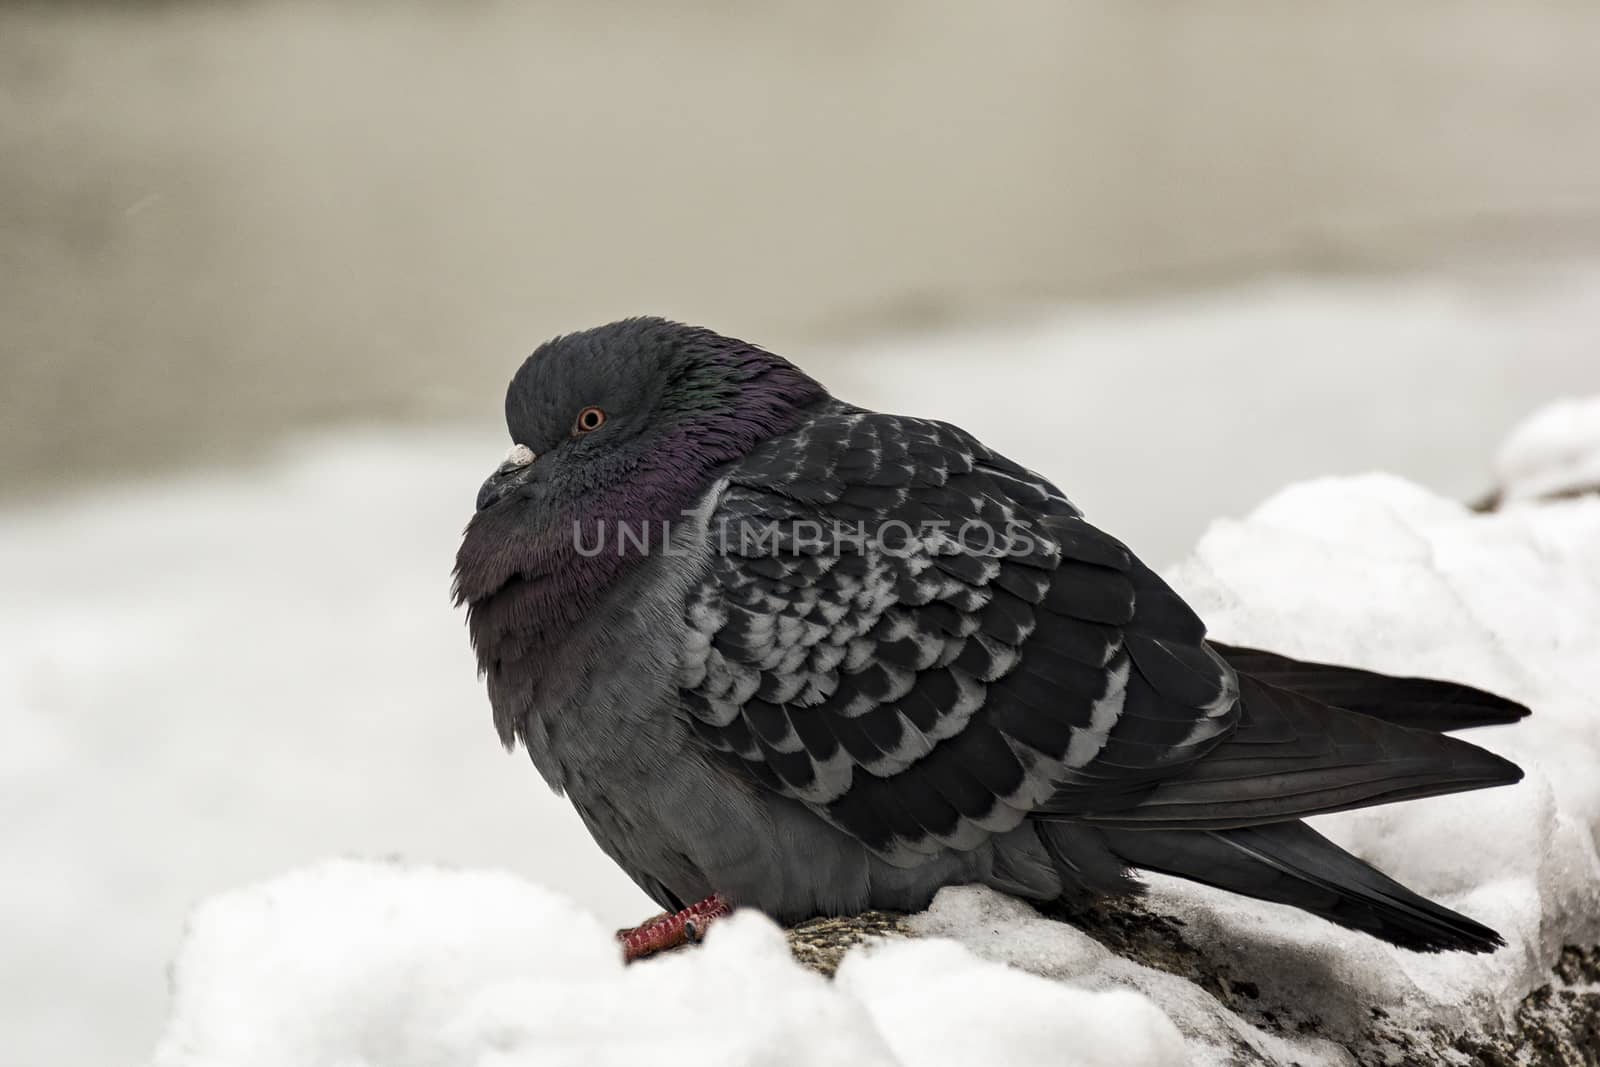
left=152, top=859, right=1185, bottom=1067
left=1156, top=472, right=1600, bottom=1056
left=1493, top=395, right=1600, bottom=502
left=151, top=474, right=1600, bottom=1066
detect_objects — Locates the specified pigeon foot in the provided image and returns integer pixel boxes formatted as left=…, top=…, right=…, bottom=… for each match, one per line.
left=618, top=894, right=732, bottom=962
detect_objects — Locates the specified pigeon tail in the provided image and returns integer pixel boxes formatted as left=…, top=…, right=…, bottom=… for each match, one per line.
left=1209, top=643, right=1530, bottom=733
left=1098, top=820, right=1504, bottom=953
left=1062, top=672, right=1523, bottom=829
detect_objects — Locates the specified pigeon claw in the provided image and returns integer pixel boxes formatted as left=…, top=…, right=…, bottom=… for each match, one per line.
left=618, top=894, right=732, bottom=963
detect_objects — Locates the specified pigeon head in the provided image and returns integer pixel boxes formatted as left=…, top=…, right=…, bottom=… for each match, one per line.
left=452, top=318, right=828, bottom=681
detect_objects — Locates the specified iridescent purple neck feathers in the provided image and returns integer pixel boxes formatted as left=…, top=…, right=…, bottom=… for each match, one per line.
left=452, top=320, right=829, bottom=741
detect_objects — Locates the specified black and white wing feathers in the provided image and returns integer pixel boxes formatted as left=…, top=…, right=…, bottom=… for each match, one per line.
left=675, top=404, right=1239, bottom=863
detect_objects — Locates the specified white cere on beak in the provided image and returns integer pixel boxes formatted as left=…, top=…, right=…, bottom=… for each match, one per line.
left=503, top=444, right=537, bottom=468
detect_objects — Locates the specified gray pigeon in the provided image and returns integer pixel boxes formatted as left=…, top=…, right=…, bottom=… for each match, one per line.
left=454, top=317, right=1527, bottom=960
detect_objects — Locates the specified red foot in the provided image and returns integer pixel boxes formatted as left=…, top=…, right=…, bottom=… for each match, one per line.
left=618, top=894, right=732, bottom=962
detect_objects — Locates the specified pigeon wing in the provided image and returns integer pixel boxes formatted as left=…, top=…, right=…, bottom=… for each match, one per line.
left=676, top=405, right=1240, bottom=863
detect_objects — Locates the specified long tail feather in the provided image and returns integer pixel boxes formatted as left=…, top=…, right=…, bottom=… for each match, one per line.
left=1072, top=673, right=1523, bottom=829
left=1100, top=820, right=1503, bottom=953
left=1210, top=643, right=1529, bottom=732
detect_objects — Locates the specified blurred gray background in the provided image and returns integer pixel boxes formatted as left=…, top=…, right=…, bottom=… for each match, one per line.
left=5, top=3, right=1600, bottom=1065
left=6, top=1, right=1600, bottom=497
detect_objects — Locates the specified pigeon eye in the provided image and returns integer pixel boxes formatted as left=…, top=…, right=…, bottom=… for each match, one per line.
left=573, top=406, right=607, bottom=435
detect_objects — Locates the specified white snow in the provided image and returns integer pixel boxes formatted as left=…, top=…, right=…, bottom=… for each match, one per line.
left=150, top=859, right=1185, bottom=1067
left=145, top=454, right=1600, bottom=1066
left=1493, top=395, right=1600, bottom=502
left=908, top=887, right=1339, bottom=1066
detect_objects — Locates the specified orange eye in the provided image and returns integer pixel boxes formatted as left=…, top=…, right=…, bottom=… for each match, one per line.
left=573, top=406, right=606, bottom=435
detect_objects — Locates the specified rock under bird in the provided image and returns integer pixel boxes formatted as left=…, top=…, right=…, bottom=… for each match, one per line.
left=453, top=317, right=1527, bottom=961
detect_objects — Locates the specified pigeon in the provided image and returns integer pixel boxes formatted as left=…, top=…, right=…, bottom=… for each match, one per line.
left=453, top=317, right=1528, bottom=961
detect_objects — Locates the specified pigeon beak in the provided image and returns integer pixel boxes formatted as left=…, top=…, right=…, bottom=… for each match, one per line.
left=475, top=444, right=539, bottom=512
